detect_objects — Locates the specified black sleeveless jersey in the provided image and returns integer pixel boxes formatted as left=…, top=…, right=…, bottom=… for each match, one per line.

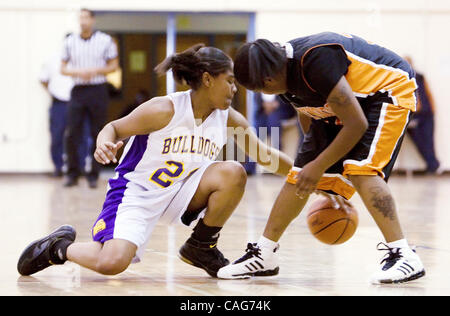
left=280, top=32, right=417, bottom=120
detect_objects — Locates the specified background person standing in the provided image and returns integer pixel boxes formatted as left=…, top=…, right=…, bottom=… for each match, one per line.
left=61, top=8, right=119, bottom=188
left=39, top=37, right=74, bottom=177
left=404, top=56, right=441, bottom=174
left=39, top=34, right=92, bottom=177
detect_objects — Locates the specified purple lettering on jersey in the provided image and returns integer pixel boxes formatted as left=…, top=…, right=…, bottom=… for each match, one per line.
left=181, top=136, right=189, bottom=153
left=162, top=138, right=171, bottom=154
left=172, top=136, right=183, bottom=153
left=190, top=135, right=196, bottom=153
left=203, top=139, right=210, bottom=157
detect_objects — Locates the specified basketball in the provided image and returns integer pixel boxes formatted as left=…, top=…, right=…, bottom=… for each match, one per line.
left=306, top=196, right=358, bottom=245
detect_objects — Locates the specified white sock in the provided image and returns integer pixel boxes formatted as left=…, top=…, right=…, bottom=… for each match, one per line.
left=387, top=239, right=413, bottom=254
left=387, top=239, right=408, bottom=248
left=257, top=236, right=278, bottom=251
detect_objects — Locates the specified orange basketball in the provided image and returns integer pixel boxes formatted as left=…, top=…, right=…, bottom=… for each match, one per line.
left=306, top=196, right=358, bottom=245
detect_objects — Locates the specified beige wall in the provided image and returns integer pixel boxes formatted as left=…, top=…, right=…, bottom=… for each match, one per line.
left=0, top=8, right=78, bottom=172
left=0, top=0, right=448, bottom=172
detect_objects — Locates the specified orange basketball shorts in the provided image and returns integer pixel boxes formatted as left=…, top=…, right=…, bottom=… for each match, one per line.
left=287, top=100, right=412, bottom=200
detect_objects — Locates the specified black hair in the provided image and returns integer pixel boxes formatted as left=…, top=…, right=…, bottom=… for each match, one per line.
left=154, top=44, right=233, bottom=90
left=80, top=8, right=95, bottom=17
left=233, top=39, right=286, bottom=90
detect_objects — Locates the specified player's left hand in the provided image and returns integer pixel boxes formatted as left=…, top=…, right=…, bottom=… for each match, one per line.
left=294, top=161, right=325, bottom=199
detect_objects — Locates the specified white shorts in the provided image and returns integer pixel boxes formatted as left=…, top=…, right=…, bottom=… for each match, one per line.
left=91, top=161, right=217, bottom=262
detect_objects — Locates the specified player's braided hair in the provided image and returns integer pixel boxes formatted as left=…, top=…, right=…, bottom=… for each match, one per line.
left=233, top=39, right=286, bottom=90
left=155, top=44, right=233, bottom=90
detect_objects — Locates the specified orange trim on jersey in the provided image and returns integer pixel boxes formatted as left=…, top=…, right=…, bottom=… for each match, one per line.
left=343, top=103, right=410, bottom=178
left=300, top=43, right=346, bottom=93
left=286, top=169, right=356, bottom=200
left=345, top=53, right=417, bottom=111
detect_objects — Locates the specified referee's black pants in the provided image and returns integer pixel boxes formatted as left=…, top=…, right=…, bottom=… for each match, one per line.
left=65, top=84, right=108, bottom=180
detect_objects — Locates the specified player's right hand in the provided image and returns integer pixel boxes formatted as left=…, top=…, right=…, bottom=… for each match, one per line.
left=94, top=141, right=124, bottom=165
left=315, top=190, right=353, bottom=214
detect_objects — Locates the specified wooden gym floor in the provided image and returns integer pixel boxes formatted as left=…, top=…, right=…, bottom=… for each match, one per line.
left=1, top=172, right=449, bottom=296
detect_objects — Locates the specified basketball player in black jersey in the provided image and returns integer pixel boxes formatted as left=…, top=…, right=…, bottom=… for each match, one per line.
left=218, top=32, right=425, bottom=284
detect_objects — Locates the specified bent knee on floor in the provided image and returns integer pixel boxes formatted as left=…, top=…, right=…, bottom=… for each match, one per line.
left=95, top=254, right=132, bottom=275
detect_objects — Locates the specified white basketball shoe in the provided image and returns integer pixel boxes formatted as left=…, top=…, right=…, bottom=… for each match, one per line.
left=217, top=242, right=280, bottom=279
left=370, top=242, right=425, bottom=284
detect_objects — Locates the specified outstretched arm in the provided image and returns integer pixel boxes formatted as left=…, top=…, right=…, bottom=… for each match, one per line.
left=94, top=96, right=174, bottom=165
left=227, top=108, right=293, bottom=176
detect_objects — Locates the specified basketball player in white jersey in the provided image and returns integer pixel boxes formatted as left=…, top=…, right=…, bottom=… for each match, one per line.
left=17, top=44, right=293, bottom=278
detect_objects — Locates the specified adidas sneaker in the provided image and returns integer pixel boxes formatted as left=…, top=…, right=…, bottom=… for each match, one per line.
left=217, top=243, right=279, bottom=279
left=370, top=242, right=425, bottom=284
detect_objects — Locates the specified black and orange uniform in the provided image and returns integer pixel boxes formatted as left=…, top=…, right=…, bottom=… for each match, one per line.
left=282, top=32, right=417, bottom=199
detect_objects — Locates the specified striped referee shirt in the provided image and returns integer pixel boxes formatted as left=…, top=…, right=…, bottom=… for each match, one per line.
left=62, top=30, right=118, bottom=85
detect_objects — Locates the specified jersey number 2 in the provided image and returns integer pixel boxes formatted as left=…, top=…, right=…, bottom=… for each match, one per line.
left=150, top=161, right=184, bottom=188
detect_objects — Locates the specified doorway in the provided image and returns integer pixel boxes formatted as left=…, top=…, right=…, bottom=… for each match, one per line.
left=94, top=11, right=254, bottom=122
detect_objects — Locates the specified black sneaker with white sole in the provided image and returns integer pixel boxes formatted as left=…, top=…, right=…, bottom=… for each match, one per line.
left=17, top=225, right=76, bottom=276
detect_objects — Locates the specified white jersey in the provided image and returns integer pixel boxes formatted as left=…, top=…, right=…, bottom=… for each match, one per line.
left=106, top=90, right=229, bottom=197
left=93, top=90, right=229, bottom=261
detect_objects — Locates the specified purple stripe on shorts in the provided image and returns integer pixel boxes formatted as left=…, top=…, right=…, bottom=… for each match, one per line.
left=92, top=134, right=149, bottom=243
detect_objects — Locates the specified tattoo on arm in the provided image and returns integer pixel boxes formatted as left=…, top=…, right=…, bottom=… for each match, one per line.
left=369, top=187, right=396, bottom=220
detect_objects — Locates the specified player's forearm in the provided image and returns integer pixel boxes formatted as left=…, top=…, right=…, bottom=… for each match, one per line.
left=254, top=142, right=294, bottom=176
left=314, top=76, right=368, bottom=171
left=313, top=122, right=367, bottom=171
left=228, top=108, right=293, bottom=175
left=271, top=149, right=294, bottom=176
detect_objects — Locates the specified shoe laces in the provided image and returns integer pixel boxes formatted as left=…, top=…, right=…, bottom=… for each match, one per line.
left=234, top=243, right=263, bottom=264
left=377, top=242, right=403, bottom=271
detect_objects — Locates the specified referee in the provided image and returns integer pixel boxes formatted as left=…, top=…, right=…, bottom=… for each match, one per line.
left=61, top=8, right=118, bottom=188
